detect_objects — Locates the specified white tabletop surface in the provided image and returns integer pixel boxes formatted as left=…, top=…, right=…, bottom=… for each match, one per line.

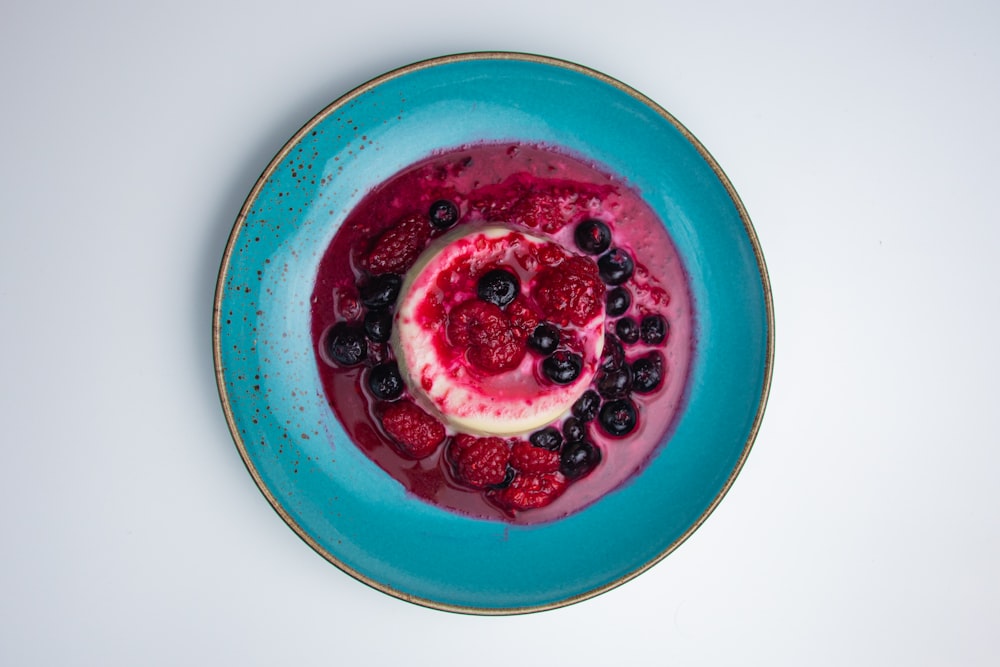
left=3, top=1, right=998, bottom=665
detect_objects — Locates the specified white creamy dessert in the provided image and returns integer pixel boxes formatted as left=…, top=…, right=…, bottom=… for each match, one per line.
left=391, top=225, right=606, bottom=436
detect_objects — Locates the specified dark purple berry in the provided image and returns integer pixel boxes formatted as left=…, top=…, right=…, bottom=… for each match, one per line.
left=364, top=309, right=392, bottom=343
left=562, top=417, right=586, bottom=443
left=632, top=352, right=665, bottom=394
left=529, top=427, right=563, bottom=451
left=429, top=199, right=459, bottom=229
left=640, top=314, right=668, bottom=345
left=560, top=439, right=602, bottom=479
left=598, top=399, right=638, bottom=437
left=325, top=322, right=367, bottom=366
left=597, top=248, right=635, bottom=285
left=527, top=323, right=560, bottom=355
left=596, top=364, right=633, bottom=400
left=606, top=286, right=631, bottom=317
left=368, top=361, right=404, bottom=400
left=477, top=268, right=519, bottom=308
left=601, top=334, right=626, bottom=371
left=359, top=273, right=402, bottom=310
left=574, top=219, right=612, bottom=255
left=572, top=390, right=601, bottom=422
left=615, top=316, right=640, bottom=344
left=542, top=351, right=582, bottom=384
left=490, top=465, right=516, bottom=489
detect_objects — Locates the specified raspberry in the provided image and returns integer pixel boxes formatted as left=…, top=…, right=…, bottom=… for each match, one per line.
left=380, top=401, right=445, bottom=459
left=448, top=435, right=511, bottom=489
left=531, top=256, right=605, bottom=327
left=467, top=332, right=524, bottom=373
left=505, top=296, right=540, bottom=344
left=468, top=174, right=600, bottom=233
left=447, top=300, right=504, bottom=347
left=508, top=191, right=569, bottom=232
left=509, top=441, right=560, bottom=474
left=446, top=300, right=526, bottom=373
left=491, top=472, right=566, bottom=510
left=366, top=213, right=431, bottom=274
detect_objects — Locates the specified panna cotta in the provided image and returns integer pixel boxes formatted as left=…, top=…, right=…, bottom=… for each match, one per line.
left=392, top=225, right=606, bottom=436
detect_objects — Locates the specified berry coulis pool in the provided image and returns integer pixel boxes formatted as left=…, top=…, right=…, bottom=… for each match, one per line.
left=310, top=142, right=694, bottom=524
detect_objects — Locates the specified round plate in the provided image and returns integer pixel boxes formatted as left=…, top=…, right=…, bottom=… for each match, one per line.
left=213, top=52, right=773, bottom=613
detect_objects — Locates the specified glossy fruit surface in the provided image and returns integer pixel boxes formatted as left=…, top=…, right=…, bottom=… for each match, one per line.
left=615, top=316, right=639, bottom=344
left=359, top=273, right=403, bottom=310
left=640, top=314, right=668, bottom=345
left=380, top=401, right=445, bottom=458
left=596, top=365, right=632, bottom=399
left=325, top=322, right=367, bottom=366
left=368, top=361, right=404, bottom=400
left=574, top=219, right=612, bottom=255
left=527, top=323, right=560, bottom=355
left=606, top=287, right=631, bottom=317
left=531, top=257, right=605, bottom=327
left=364, top=309, right=392, bottom=343
left=541, top=351, right=583, bottom=384
left=429, top=199, right=460, bottom=229
left=529, top=427, right=563, bottom=451
left=571, top=390, right=601, bottom=422
left=598, top=398, right=638, bottom=436
left=449, top=435, right=512, bottom=489
left=477, top=268, right=519, bottom=307
left=367, top=213, right=431, bottom=274
left=560, top=439, right=602, bottom=479
left=597, top=248, right=635, bottom=285
left=631, top=352, right=665, bottom=394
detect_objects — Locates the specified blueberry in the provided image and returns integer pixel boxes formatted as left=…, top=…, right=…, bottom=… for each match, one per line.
left=640, top=314, right=668, bottom=345
left=632, top=352, right=665, bottom=394
left=364, top=309, right=392, bottom=343
left=541, top=351, right=582, bottom=384
left=574, top=219, right=612, bottom=255
left=477, top=268, right=519, bottom=308
left=598, top=399, right=638, bottom=437
left=560, top=439, right=602, bottom=479
left=530, top=427, right=564, bottom=451
left=597, top=248, right=635, bottom=286
left=572, top=390, right=601, bottom=422
left=596, top=364, right=633, bottom=400
left=527, top=323, right=560, bottom=355
left=615, top=316, right=640, bottom=344
left=428, top=199, right=459, bottom=229
left=600, top=334, right=626, bottom=371
left=359, top=273, right=402, bottom=310
left=606, top=286, right=631, bottom=317
left=562, top=417, right=586, bottom=443
left=490, top=465, right=516, bottom=489
left=324, top=322, right=367, bottom=366
left=368, top=361, right=404, bottom=400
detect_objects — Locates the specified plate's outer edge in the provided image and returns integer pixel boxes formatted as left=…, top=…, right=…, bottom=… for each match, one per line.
left=212, top=51, right=774, bottom=614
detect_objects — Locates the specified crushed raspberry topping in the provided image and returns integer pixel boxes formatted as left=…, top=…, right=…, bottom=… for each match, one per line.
left=532, top=256, right=606, bottom=327
left=468, top=173, right=612, bottom=233
left=380, top=401, right=445, bottom=459
left=448, top=434, right=512, bottom=489
left=504, top=296, right=541, bottom=343
left=445, top=299, right=527, bottom=373
left=366, top=213, right=431, bottom=274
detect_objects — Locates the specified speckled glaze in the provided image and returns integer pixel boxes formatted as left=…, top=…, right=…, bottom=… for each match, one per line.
left=213, top=52, right=773, bottom=614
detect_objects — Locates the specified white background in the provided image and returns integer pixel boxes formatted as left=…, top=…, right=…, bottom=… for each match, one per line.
left=2, top=1, right=998, bottom=665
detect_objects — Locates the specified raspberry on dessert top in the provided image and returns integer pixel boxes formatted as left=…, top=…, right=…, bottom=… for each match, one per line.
left=391, top=225, right=606, bottom=436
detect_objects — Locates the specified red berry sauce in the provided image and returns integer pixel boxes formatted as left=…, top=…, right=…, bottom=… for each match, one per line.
left=310, top=142, right=694, bottom=524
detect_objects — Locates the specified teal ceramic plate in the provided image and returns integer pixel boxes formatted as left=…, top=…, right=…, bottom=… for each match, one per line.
left=213, top=52, right=773, bottom=613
